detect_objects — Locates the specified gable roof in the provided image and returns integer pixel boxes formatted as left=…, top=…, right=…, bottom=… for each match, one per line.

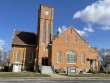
left=69, top=26, right=84, bottom=40
left=55, top=26, right=84, bottom=41
left=12, top=30, right=37, bottom=46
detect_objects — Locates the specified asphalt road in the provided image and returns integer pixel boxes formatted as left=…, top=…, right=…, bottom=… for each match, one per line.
left=0, top=78, right=110, bottom=83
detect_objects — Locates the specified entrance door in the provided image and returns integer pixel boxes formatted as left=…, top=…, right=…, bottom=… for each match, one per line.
left=42, top=57, right=48, bottom=66
left=90, top=60, right=96, bottom=70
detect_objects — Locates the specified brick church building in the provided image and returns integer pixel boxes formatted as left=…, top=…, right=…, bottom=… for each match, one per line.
left=10, top=5, right=98, bottom=73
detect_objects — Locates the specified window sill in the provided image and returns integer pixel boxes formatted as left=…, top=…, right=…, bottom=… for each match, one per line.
left=66, top=63, right=76, bottom=64
left=57, top=62, right=61, bottom=64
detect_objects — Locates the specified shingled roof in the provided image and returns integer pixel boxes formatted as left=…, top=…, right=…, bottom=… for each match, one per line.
left=12, top=30, right=37, bottom=46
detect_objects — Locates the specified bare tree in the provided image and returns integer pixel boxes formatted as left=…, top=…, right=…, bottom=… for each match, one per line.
left=98, top=48, right=110, bottom=72
left=0, top=49, right=10, bottom=66
left=0, top=51, right=2, bottom=60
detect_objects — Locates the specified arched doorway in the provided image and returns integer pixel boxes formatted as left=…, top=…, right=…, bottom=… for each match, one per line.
left=42, top=57, right=48, bottom=66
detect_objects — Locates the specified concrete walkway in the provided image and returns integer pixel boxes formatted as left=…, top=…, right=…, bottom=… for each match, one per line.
left=47, top=73, right=68, bottom=78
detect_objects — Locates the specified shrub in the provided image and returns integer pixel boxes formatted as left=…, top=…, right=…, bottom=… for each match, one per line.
left=54, top=69, right=60, bottom=73
left=89, top=69, right=98, bottom=74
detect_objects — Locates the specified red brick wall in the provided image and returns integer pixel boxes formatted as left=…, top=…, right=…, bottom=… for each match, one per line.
left=10, top=45, right=36, bottom=68
left=52, top=26, right=98, bottom=69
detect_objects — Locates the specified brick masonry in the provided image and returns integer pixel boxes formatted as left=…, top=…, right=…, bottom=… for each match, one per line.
left=10, top=4, right=98, bottom=72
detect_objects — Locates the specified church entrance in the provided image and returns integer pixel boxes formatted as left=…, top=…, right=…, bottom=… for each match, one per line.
left=42, top=57, right=48, bottom=66
left=89, top=58, right=97, bottom=70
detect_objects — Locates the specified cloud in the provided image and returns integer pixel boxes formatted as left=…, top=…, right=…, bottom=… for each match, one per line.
left=73, top=0, right=110, bottom=31
left=75, top=29, right=87, bottom=37
left=100, top=26, right=110, bottom=31
left=0, top=39, right=5, bottom=50
left=75, top=24, right=94, bottom=37
left=62, top=26, right=67, bottom=32
left=84, top=24, right=94, bottom=32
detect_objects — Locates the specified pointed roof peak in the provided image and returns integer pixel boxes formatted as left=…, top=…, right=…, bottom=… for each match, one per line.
left=58, top=26, right=62, bottom=32
left=68, top=25, right=75, bottom=29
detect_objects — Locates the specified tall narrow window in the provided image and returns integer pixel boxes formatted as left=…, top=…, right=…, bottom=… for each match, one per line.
left=48, top=23, right=50, bottom=43
left=29, top=52, right=33, bottom=63
left=57, top=51, right=61, bottom=63
left=66, top=51, right=76, bottom=64
left=42, top=22, right=46, bottom=43
left=81, top=53, right=85, bottom=64
left=16, top=51, right=20, bottom=62
left=66, top=36, right=68, bottom=42
left=74, top=36, right=77, bottom=43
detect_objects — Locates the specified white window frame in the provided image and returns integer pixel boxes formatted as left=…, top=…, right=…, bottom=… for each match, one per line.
left=16, top=51, right=20, bottom=62
left=44, top=47, right=47, bottom=51
left=66, top=36, right=68, bottom=42
left=81, top=53, right=85, bottom=64
left=66, top=51, right=77, bottom=64
left=74, top=36, right=77, bottom=43
left=57, top=51, right=61, bottom=63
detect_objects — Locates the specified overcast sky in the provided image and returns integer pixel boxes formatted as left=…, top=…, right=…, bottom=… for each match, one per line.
left=0, top=0, right=110, bottom=50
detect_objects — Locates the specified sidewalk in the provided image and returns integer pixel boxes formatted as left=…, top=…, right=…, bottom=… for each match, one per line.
left=46, top=73, right=110, bottom=79
left=47, top=73, right=67, bottom=78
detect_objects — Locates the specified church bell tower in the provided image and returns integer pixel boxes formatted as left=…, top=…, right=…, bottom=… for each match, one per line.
left=37, top=5, right=54, bottom=66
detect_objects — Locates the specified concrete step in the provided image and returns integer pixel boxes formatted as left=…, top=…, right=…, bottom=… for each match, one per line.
left=41, top=66, right=53, bottom=74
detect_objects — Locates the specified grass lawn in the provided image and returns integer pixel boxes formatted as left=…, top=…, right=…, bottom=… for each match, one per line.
left=66, top=74, right=110, bottom=77
left=0, top=72, right=50, bottom=77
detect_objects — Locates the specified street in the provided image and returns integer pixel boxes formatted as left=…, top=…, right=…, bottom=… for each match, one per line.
left=0, top=78, right=110, bottom=83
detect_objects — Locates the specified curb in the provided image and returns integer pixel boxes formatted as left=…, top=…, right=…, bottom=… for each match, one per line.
left=0, top=77, right=110, bottom=80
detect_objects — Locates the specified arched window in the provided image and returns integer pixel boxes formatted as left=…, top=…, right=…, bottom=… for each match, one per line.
left=66, top=36, right=68, bottom=42
left=66, top=51, right=76, bottom=64
left=81, top=53, right=85, bottom=64
left=29, top=52, right=33, bottom=63
left=16, top=51, right=20, bottom=62
left=57, top=51, right=61, bottom=63
left=42, top=22, right=46, bottom=43
left=48, top=23, right=50, bottom=43
left=74, top=36, right=77, bottom=43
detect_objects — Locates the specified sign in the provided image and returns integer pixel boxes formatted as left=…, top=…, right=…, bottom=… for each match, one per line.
left=71, top=69, right=75, bottom=72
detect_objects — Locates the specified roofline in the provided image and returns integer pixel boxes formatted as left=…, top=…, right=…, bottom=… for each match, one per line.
left=40, top=4, right=54, bottom=8
left=58, top=26, right=84, bottom=41
left=12, top=43, right=37, bottom=47
left=14, top=30, right=37, bottom=35
left=69, top=25, right=84, bottom=41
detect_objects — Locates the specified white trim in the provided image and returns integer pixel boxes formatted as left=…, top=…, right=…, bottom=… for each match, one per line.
left=81, top=53, right=85, bottom=64
left=16, top=51, right=20, bottom=62
left=74, top=36, right=77, bottom=43
left=66, top=63, right=76, bottom=64
left=66, top=51, right=77, bottom=64
left=57, top=52, right=61, bottom=63
left=66, top=36, right=68, bottom=42
left=44, top=47, right=47, bottom=52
